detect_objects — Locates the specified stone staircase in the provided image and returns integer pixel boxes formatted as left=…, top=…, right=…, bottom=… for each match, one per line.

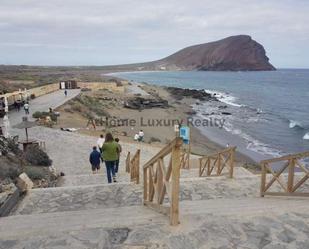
left=1, top=143, right=309, bottom=248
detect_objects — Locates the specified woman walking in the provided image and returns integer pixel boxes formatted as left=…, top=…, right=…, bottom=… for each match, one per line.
left=101, top=133, right=119, bottom=183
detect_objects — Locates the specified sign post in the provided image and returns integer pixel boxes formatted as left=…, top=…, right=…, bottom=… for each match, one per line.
left=179, top=126, right=191, bottom=169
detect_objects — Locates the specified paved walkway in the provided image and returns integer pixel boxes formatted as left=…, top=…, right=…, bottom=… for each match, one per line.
left=5, top=88, right=159, bottom=181
left=8, top=89, right=80, bottom=127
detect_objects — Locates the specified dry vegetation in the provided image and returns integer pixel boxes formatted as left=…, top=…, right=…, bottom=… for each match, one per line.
left=0, top=65, right=123, bottom=93
left=0, top=137, right=57, bottom=189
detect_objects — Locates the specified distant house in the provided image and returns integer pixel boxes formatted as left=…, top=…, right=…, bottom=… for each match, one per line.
left=59, top=80, right=77, bottom=89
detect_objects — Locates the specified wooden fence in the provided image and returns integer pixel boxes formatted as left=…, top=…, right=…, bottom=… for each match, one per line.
left=125, top=150, right=141, bottom=184
left=199, top=147, right=236, bottom=178
left=126, top=152, right=131, bottom=173
left=143, top=137, right=183, bottom=226
left=180, top=149, right=190, bottom=169
left=260, top=151, right=309, bottom=197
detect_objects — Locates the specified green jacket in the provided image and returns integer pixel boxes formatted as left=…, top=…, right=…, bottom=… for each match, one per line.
left=102, top=141, right=119, bottom=161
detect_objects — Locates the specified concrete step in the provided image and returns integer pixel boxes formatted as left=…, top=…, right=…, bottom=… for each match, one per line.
left=14, top=175, right=261, bottom=216
left=2, top=197, right=309, bottom=240
left=61, top=173, right=130, bottom=187
left=0, top=205, right=166, bottom=240
left=180, top=197, right=309, bottom=217
left=14, top=183, right=142, bottom=216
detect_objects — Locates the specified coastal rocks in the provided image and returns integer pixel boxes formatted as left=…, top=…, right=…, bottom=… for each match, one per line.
left=166, top=87, right=218, bottom=101
left=185, top=111, right=197, bottom=115
left=124, top=97, right=168, bottom=110
left=221, top=112, right=232, bottom=115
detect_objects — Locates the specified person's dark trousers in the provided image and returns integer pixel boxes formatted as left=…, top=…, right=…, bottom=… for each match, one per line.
left=115, top=159, right=119, bottom=173
left=99, top=148, right=104, bottom=162
left=105, top=161, right=115, bottom=183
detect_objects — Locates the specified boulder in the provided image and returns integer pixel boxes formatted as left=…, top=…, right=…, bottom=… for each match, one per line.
left=124, top=97, right=168, bottom=109
left=221, top=112, right=232, bottom=115
left=166, top=87, right=218, bottom=101
left=16, top=173, right=33, bottom=192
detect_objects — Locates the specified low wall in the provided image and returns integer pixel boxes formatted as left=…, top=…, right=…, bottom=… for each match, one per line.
left=77, top=82, right=125, bottom=93
left=0, top=187, right=20, bottom=217
left=28, top=83, right=59, bottom=98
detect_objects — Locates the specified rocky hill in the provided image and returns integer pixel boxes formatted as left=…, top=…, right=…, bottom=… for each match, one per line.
left=142, top=35, right=275, bottom=71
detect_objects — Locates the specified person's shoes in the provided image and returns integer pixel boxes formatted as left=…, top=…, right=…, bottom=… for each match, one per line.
left=113, top=176, right=117, bottom=182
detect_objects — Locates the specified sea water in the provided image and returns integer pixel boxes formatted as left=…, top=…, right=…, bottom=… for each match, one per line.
left=109, top=70, right=309, bottom=161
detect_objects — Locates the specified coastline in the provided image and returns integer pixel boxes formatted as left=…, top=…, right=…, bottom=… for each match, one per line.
left=109, top=71, right=261, bottom=164
left=137, top=82, right=258, bottom=165
left=53, top=76, right=259, bottom=170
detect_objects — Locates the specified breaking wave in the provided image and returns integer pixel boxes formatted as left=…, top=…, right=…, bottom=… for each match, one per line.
left=289, top=120, right=304, bottom=129
left=204, top=89, right=243, bottom=107
left=303, top=133, right=309, bottom=140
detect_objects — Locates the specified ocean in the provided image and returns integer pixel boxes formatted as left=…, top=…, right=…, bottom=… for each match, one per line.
left=109, top=70, right=309, bottom=162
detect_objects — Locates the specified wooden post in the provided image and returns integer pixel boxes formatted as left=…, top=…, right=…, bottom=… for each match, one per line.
left=207, top=158, right=210, bottom=176
left=143, top=167, right=147, bottom=203
left=199, top=158, right=202, bottom=177
left=126, top=152, right=130, bottom=173
left=229, top=148, right=234, bottom=178
left=217, top=153, right=221, bottom=176
left=149, top=165, right=154, bottom=202
left=130, top=161, right=133, bottom=182
left=170, top=141, right=181, bottom=226
left=157, top=160, right=163, bottom=204
left=136, top=150, right=140, bottom=184
left=287, top=159, right=295, bottom=193
left=260, top=163, right=266, bottom=197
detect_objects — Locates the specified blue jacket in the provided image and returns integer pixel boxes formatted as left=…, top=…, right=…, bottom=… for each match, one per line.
left=89, top=150, right=101, bottom=165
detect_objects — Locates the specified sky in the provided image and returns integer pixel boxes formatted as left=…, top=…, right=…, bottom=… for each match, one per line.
left=0, top=0, right=309, bottom=68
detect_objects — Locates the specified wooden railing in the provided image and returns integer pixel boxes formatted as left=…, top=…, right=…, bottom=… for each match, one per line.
left=180, top=149, right=190, bottom=169
left=260, top=151, right=309, bottom=197
left=126, top=152, right=131, bottom=173
left=199, top=147, right=236, bottom=178
left=125, top=150, right=141, bottom=184
left=143, top=137, right=183, bottom=226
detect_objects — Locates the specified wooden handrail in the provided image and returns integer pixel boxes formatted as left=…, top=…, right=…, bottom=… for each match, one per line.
left=260, top=151, right=309, bottom=164
left=130, top=149, right=140, bottom=184
left=143, top=138, right=183, bottom=169
left=125, top=150, right=140, bottom=184
left=260, top=151, right=309, bottom=197
left=199, top=146, right=236, bottom=178
left=143, top=137, right=183, bottom=226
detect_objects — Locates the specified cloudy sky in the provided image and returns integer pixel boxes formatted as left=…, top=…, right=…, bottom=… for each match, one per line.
left=0, top=0, right=308, bottom=68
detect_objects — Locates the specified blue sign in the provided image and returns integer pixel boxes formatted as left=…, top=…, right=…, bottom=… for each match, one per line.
left=180, top=126, right=190, bottom=144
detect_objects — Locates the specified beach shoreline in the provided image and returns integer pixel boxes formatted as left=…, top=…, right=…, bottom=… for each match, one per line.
left=53, top=78, right=259, bottom=172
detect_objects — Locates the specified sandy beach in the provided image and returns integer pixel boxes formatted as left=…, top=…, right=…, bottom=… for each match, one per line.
left=54, top=80, right=257, bottom=170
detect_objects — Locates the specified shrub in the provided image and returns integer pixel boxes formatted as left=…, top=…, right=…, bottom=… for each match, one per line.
left=0, top=155, right=22, bottom=180
left=149, top=137, right=161, bottom=143
left=7, top=137, right=21, bottom=155
left=24, top=145, right=52, bottom=166
left=71, top=103, right=83, bottom=112
left=24, top=166, right=47, bottom=180
left=32, top=111, right=57, bottom=122
left=63, top=108, right=74, bottom=113
left=0, top=137, right=21, bottom=156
